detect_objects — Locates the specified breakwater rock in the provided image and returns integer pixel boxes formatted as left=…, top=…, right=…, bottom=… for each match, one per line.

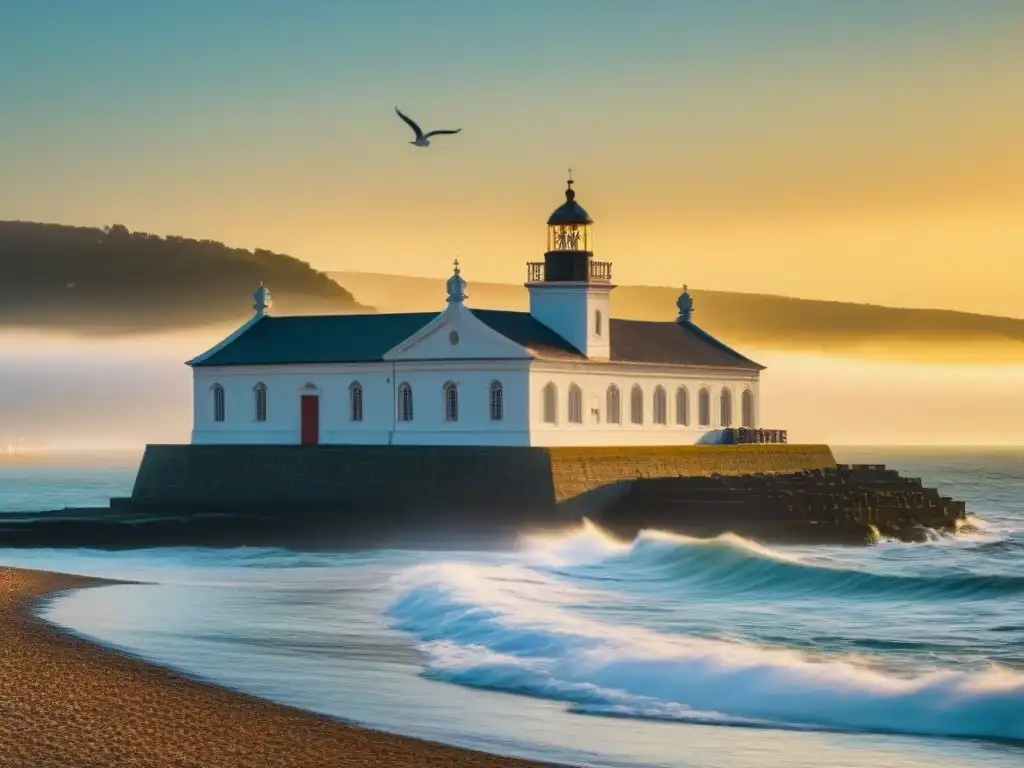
left=0, top=463, right=967, bottom=549
left=594, top=464, right=968, bottom=545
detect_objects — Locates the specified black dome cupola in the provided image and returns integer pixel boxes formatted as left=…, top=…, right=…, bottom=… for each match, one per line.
left=527, top=171, right=611, bottom=284
left=547, top=175, right=593, bottom=227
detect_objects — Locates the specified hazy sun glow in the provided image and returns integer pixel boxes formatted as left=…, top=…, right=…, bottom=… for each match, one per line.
left=0, top=1, right=1022, bottom=316
left=1, top=2, right=1021, bottom=449
left=3, top=331, right=1022, bottom=450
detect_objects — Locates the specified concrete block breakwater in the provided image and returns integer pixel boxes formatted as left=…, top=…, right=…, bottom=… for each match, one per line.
left=0, top=447, right=967, bottom=548
left=599, top=464, right=967, bottom=544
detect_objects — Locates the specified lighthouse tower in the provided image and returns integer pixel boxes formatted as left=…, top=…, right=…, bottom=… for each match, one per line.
left=525, top=173, right=614, bottom=360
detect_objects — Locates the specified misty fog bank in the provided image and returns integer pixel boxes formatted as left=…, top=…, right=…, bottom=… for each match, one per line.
left=2, top=331, right=1022, bottom=449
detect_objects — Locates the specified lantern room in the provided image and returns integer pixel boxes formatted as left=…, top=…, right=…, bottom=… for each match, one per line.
left=527, top=173, right=611, bottom=284
left=546, top=174, right=593, bottom=253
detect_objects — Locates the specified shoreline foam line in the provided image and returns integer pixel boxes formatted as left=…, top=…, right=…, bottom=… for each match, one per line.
left=0, top=566, right=556, bottom=768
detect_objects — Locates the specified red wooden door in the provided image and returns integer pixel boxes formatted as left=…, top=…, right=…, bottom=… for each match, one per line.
left=300, top=395, right=319, bottom=445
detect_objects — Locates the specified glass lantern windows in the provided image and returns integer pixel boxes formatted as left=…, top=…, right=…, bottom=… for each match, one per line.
left=548, top=222, right=592, bottom=252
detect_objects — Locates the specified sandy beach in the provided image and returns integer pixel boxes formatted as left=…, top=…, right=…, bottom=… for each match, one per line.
left=0, top=566, right=555, bottom=768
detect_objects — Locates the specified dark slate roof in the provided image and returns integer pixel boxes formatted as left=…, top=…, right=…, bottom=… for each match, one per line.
left=547, top=186, right=593, bottom=226
left=190, top=312, right=437, bottom=366
left=190, top=310, right=762, bottom=370
left=609, top=319, right=764, bottom=370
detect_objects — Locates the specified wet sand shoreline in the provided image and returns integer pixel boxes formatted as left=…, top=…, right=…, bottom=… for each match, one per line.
left=0, top=566, right=558, bottom=768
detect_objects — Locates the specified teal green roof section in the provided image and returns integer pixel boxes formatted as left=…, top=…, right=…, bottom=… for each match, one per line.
left=188, top=309, right=761, bottom=369
left=188, top=310, right=583, bottom=366
left=189, top=312, right=437, bottom=366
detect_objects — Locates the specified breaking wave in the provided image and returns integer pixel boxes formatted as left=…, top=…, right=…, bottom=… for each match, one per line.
left=385, top=523, right=1024, bottom=742
left=525, top=520, right=1024, bottom=601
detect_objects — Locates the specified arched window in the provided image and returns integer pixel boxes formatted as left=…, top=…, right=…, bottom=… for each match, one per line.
left=444, top=381, right=459, bottom=422
left=489, top=381, right=504, bottom=421
left=630, top=385, right=644, bottom=425
left=606, top=385, right=621, bottom=424
left=212, top=384, right=225, bottom=422
left=349, top=381, right=363, bottom=422
left=653, top=386, right=667, bottom=425
left=698, top=387, right=711, bottom=427
left=675, top=386, right=689, bottom=426
left=398, top=383, right=414, bottom=422
left=568, top=384, right=583, bottom=424
left=594, top=309, right=603, bottom=337
left=542, top=382, right=558, bottom=424
left=720, top=388, right=733, bottom=427
left=742, top=389, right=755, bottom=428
left=253, top=383, right=267, bottom=422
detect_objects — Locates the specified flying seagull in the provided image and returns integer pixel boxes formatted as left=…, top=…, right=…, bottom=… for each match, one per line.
left=395, top=107, right=461, bottom=147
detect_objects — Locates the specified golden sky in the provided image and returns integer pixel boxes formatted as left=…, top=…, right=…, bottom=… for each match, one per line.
left=1, top=2, right=1022, bottom=317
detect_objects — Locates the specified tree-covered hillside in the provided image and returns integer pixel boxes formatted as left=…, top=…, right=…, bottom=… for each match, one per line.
left=0, top=221, right=366, bottom=334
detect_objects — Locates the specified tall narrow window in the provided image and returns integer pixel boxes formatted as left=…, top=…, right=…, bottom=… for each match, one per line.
left=606, top=385, right=621, bottom=424
left=594, top=309, right=603, bottom=337
left=444, top=381, right=459, bottom=422
left=212, top=384, right=225, bottom=423
left=630, top=385, right=644, bottom=425
left=253, top=383, right=267, bottom=422
left=675, top=386, right=690, bottom=426
left=742, top=389, right=755, bottom=428
left=398, top=383, right=414, bottom=422
left=349, top=381, right=364, bottom=422
left=542, top=383, right=558, bottom=424
left=720, top=388, right=733, bottom=427
left=698, top=387, right=711, bottom=427
left=653, top=386, right=667, bottom=425
left=489, top=381, right=504, bottom=421
left=568, top=384, right=583, bottom=424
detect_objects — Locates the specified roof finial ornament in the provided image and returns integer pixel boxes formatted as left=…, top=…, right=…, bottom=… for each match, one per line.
left=565, top=167, right=575, bottom=202
left=446, top=256, right=467, bottom=304
left=253, top=282, right=272, bottom=318
left=676, top=284, right=694, bottom=324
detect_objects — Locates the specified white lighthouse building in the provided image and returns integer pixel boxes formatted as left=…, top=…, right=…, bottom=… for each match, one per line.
left=187, top=177, right=764, bottom=447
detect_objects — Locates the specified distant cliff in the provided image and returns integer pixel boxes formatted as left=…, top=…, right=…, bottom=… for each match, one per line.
left=334, top=271, right=1024, bottom=364
left=0, top=221, right=367, bottom=334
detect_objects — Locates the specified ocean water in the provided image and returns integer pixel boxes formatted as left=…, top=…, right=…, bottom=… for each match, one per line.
left=1, top=447, right=1022, bottom=768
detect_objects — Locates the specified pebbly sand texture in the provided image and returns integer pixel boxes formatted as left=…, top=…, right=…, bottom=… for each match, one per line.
left=0, top=567, right=555, bottom=768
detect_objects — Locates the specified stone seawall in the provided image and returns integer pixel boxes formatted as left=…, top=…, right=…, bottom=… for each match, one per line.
left=597, top=464, right=968, bottom=544
left=132, top=444, right=558, bottom=512
left=547, top=444, right=837, bottom=503
left=0, top=444, right=968, bottom=549
left=133, top=443, right=837, bottom=509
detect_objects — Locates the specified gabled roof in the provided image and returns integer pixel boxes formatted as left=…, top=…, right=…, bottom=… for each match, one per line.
left=470, top=310, right=582, bottom=361
left=189, top=310, right=762, bottom=370
left=189, top=312, right=436, bottom=366
left=610, top=319, right=764, bottom=370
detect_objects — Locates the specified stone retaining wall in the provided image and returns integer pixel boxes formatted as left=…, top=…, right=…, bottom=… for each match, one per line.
left=131, top=443, right=837, bottom=511
left=547, top=444, right=836, bottom=502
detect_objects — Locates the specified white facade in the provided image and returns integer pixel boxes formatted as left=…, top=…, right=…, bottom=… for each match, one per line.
left=190, top=284, right=761, bottom=447
left=191, top=360, right=758, bottom=447
left=188, top=180, right=764, bottom=447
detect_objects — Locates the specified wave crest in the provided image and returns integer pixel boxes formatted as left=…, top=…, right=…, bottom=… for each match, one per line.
left=528, top=521, right=1024, bottom=601
left=386, top=559, right=1024, bottom=742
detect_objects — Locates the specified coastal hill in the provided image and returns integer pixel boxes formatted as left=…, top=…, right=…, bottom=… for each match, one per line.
left=335, top=271, right=1024, bottom=364
left=0, top=221, right=366, bottom=334
left=2, top=219, right=1021, bottom=364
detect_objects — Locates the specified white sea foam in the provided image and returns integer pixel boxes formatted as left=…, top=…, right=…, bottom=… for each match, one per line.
left=386, top=524, right=1024, bottom=742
